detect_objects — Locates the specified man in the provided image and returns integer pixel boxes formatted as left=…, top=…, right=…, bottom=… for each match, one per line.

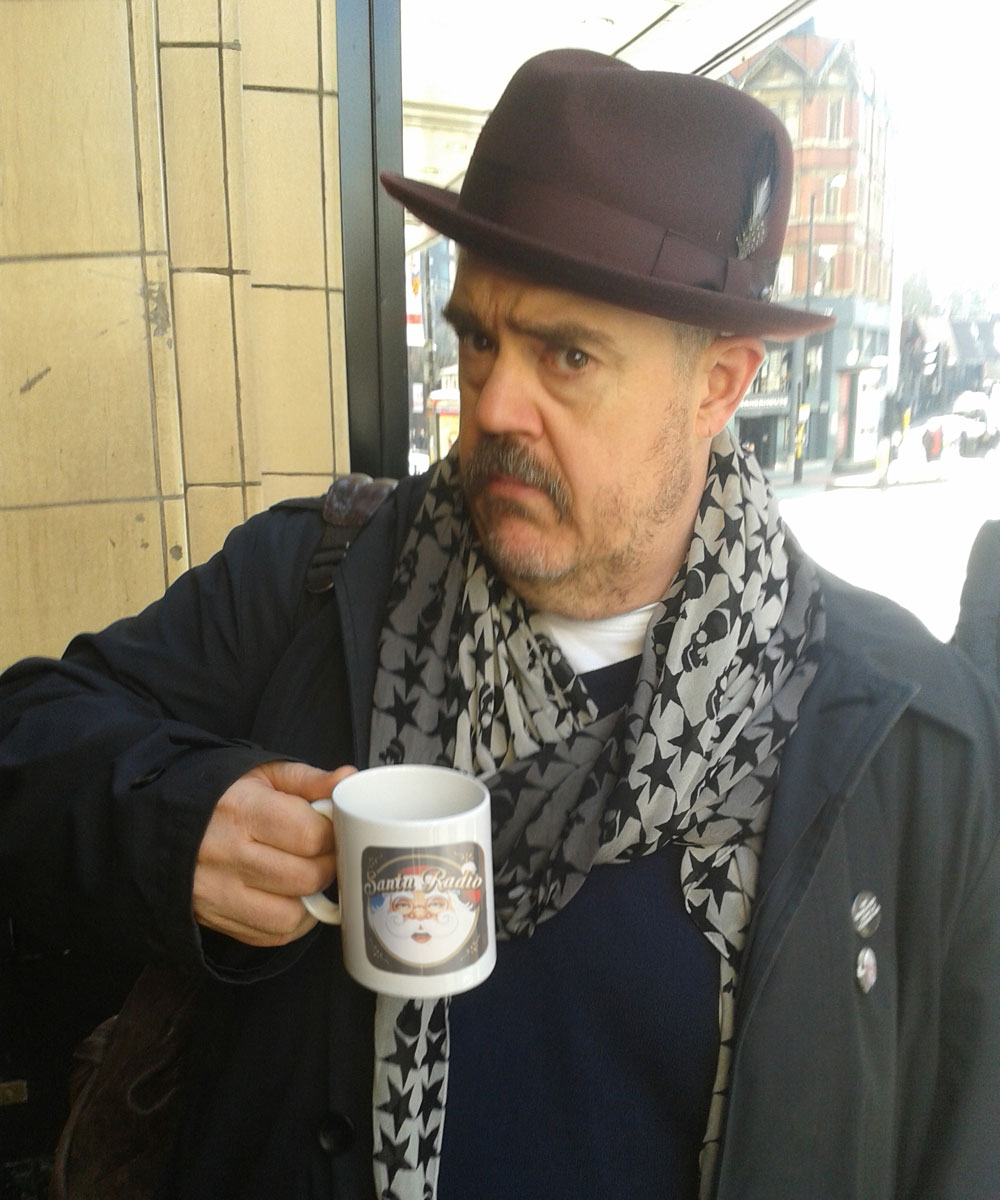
left=1, top=49, right=998, bottom=1200
left=953, top=520, right=1000, bottom=690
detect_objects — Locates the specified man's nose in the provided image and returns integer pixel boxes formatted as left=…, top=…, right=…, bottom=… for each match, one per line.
left=468, top=347, right=544, bottom=440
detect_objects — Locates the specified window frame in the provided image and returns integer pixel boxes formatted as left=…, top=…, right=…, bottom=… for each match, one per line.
left=336, top=0, right=409, bottom=478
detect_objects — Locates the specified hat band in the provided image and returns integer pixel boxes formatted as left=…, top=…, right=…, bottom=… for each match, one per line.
left=460, top=157, right=774, bottom=302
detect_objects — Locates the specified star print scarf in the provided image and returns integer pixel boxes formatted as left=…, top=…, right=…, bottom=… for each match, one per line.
left=367, top=427, right=825, bottom=1200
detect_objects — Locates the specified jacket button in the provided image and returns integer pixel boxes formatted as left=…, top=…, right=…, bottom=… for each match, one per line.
left=130, top=766, right=166, bottom=788
left=317, top=1112, right=356, bottom=1156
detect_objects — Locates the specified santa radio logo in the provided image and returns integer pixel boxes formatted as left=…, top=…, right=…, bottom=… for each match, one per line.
left=362, top=845, right=488, bottom=974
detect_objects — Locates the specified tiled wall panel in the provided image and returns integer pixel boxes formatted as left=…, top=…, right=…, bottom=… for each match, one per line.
left=0, top=2, right=140, bottom=258
left=0, top=502, right=168, bottom=664
left=240, top=0, right=319, bottom=90
left=0, top=258, right=160, bottom=506
left=132, top=0, right=171, bottom=253
left=232, top=273, right=263, bottom=517
left=261, top=474, right=338, bottom=509
left=323, top=95, right=346, bottom=290
left=243, top=91, right=327, bottom=288
left=250, top=287, right=335, bottom=476
left=222, top=48, right=252, bottom=271
left=145, top=252, right=186, bottom=496
left=163, top=496, right=192, bottom=587
left=329, top=290, right=353, bottom=474
left=1, top=0, right=349, bottom=667
left=157, top=0, right=220, bottom=44
left=185, top=484, right=246, bottom=567
left=160, top=46, right=231, bottom=270
left=172, top=271, right=243, bottom=483
left=320, top=0, right=338, bottom=91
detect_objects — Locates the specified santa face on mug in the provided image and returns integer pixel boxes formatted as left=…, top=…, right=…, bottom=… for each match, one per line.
left=367, top=868, right=482, bottom=968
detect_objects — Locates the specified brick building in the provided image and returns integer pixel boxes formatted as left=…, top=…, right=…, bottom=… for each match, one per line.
left=728, top=25, right=895, bottom=472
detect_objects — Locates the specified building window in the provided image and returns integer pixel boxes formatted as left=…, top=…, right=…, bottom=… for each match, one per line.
left=824, top=177, right=843, bottom=216
left=827, top=97, right=843, bottom=140
left=805, top=343, right=822, bottom=389
left=767, top=98, right=800, bottom=141
left=815, top=245, right=837, bottom=294
left=783, top=99, right=801, bottom=140
left=776, top=253, right=793, bottom=297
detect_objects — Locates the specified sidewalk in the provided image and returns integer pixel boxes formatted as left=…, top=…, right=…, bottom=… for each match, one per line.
left=764, top=458, right=836, bottom=499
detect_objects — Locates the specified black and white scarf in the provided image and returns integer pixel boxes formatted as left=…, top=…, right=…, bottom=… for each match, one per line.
left=367, top=428, right=824, bottom=1200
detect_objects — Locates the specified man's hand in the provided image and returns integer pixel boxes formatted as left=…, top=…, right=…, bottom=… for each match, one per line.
left=193, top=760, right=357, bottom=946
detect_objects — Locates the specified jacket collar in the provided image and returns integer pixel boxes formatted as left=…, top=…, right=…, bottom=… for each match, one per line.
left=735, top=569, right=945, bottom=1028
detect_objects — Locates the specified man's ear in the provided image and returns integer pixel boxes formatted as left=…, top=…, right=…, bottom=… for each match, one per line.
left=694, top=337, right=766, bottom=439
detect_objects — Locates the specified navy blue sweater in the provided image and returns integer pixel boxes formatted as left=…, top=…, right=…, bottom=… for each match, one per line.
left=441, top=657, right=719, bottom=1198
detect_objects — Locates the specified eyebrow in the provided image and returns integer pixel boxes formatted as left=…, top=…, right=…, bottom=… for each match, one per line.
left=441, top=300, right=624, bottom=364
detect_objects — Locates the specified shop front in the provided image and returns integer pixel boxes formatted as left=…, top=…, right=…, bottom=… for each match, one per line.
left=734, top=391, right=791, bottom=471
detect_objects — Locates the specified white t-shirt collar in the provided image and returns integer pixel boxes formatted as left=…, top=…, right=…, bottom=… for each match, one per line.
left=532, top=603, right=659, bottom=674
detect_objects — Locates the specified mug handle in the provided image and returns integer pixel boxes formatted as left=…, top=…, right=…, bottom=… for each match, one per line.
left=301, top=798, right=342, bottom=925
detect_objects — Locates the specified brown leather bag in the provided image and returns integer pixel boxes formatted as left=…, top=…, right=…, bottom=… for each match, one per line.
left=49, top=966, right=201, bottom=1200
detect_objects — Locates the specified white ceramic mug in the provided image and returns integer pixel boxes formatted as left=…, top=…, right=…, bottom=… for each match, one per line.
left=303, top=764, right=496, bottom=998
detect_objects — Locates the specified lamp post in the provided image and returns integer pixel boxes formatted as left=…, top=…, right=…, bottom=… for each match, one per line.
left=793, top=172, right=846, bottom=482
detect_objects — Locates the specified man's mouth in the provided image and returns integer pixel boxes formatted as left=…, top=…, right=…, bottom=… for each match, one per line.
left=461, top=438, right=570, bottom=519
left=482, top=472, right=545, bottom=504
left=410, top=931, right=432, bottom=943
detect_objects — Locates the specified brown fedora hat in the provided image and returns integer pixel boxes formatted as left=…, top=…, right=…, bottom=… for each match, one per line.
left=381, top=48, right=834, bottom=340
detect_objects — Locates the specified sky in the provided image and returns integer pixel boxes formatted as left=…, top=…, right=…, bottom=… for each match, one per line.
left=812, top=0, right=1000, bottom=304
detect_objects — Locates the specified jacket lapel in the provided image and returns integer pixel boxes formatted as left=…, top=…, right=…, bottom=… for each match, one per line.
left=735, top=641, right=917, bottom=1029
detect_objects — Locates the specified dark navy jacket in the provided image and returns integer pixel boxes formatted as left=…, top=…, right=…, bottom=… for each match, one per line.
left=1, top=478, right=999, bottom=1199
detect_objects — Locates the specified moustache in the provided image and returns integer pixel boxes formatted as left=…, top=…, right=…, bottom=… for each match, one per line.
left=461, top=438, right=571, bottom=520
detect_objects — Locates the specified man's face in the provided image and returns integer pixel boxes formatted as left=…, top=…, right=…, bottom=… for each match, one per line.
left=446, top=254, right=714, bottom=618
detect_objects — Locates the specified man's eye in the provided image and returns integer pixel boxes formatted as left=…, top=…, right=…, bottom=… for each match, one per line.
left=560, top=347, right=591, bottom=372
left=460, top=330, right=493, bottom=353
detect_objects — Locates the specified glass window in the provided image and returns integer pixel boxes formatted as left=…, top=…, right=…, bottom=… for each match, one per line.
left=824, top=177, right=843, bottom=217
left=776, top=252, right=794, bottom=297
left=389, top=0, right=1000, bottom=639
left=768, top=97, right=800, bottom=141
left=827, top=96, right=843, bottom=140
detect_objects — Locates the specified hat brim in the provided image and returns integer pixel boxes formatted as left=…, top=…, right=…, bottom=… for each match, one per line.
left=382, top=172, right=835, bottom=341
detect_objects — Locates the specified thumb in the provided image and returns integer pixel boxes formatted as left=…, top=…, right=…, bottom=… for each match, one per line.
left=256, top=759, right=358, bottom=802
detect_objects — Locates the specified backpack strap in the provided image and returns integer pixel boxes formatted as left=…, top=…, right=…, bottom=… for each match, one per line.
left=302, top=473, right=398, bottom=594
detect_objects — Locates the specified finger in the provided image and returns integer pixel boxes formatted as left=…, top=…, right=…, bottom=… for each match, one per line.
left=241, top=763, right=358, bottom=856
left=209, top=769, right=331, bottom=858
left=235, top=786, right=337, bottom=860
left=256, top=760, right=358, bottom=802
left=224, top=838, right=336, bottom=899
